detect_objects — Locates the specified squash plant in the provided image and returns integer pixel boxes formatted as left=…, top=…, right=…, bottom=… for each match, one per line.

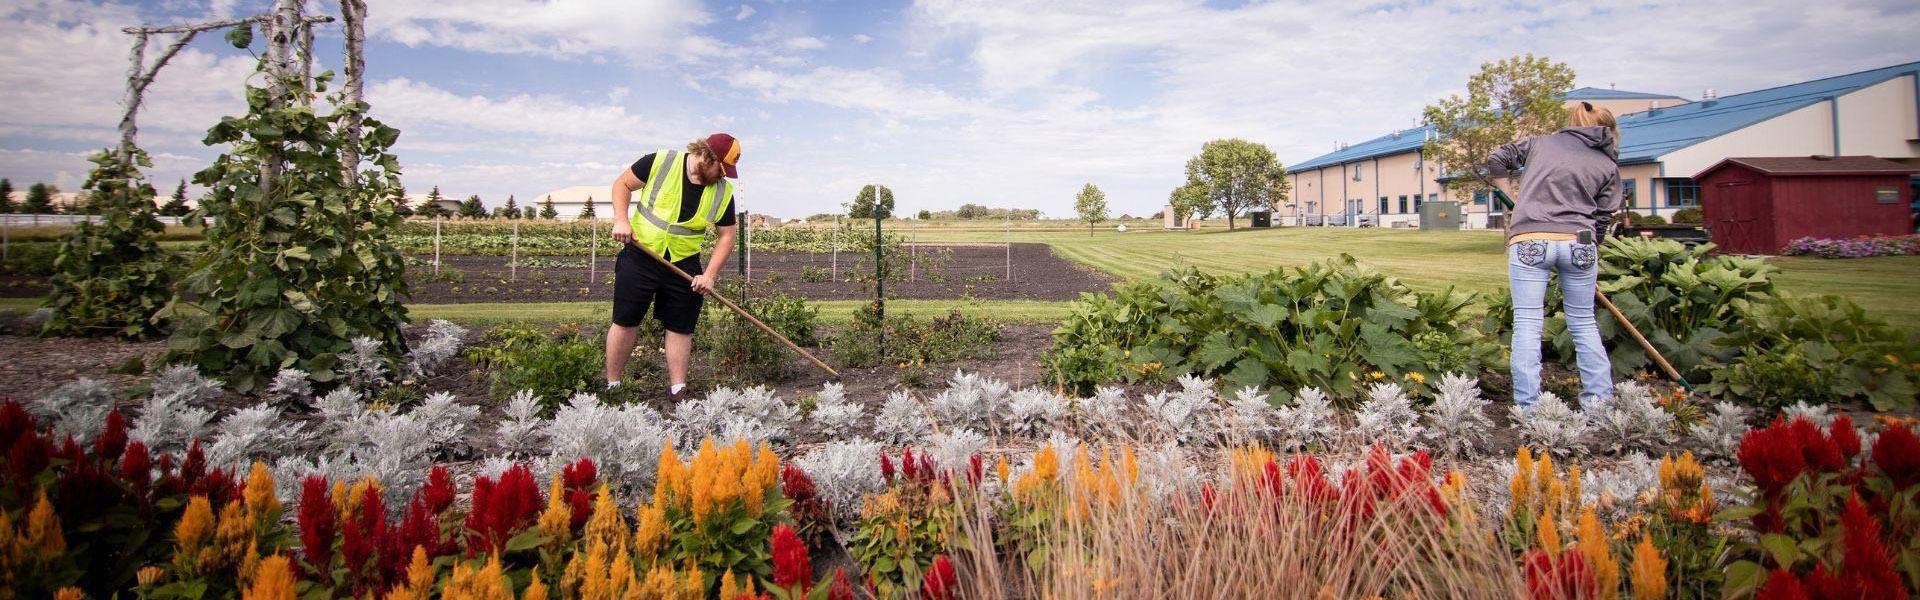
left=162, top=54, right=410, bottom=392
left=42, top=148, right=175, bottom=339
left=1705, top=295, right=1919, bottom=411
left=1044, top=255, right=1496, bottom=403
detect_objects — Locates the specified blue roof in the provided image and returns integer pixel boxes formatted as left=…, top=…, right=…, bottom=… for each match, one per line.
left=1616, top=61, right=1920, bottom=164
left=1565, top=86, right=1682, bottom=101
left=1287, top=61, right=1920, bottom=173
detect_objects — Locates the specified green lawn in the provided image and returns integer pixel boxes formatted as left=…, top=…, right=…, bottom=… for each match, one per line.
left=914, top=225, right=1920, bottom=330
left=409, top=298, right=1075, bottom=325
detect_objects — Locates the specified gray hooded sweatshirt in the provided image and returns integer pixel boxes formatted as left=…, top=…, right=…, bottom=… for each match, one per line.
left=1483, top=126, right=1623, bottom=237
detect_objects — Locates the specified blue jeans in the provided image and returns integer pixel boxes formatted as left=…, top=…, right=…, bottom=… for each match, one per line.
left=1508, top=239, right=1612, bottom=408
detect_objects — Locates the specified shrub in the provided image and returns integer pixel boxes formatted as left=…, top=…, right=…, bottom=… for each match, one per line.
left=1635, top=213, right=1668, bottom=226
left=1706, top=295, right=1920, bottom=411
left=1047, top=256, right=1496, bottom=399
left=830, top=304, right=1000, bottom=374
left=463, top=324, right=602, bottom=412
left=1779, top=234, right=1920, bottom=258
left=42, top=149, right=175, bottom=339
left=1669, top=207, right=1702, bottom=225
left=705, top=290, right=816, bottom=387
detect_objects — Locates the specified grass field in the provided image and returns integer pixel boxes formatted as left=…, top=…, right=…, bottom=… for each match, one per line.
left=912, top=224, right=1920, bottom=329
left=408, top=298, right=1075, bottom=325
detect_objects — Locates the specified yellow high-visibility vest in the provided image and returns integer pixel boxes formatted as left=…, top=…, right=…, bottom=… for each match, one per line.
left=630, top=148, right=734, bottom=260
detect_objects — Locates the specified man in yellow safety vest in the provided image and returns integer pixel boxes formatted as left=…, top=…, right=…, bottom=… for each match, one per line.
left=604, top=133, right=741, bottom=397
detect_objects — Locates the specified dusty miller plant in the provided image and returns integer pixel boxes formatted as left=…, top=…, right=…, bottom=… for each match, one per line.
left=925, top=428, right=989, bottom=470
left=348, top=406, right=434, bottom=501
left=1219, top=386, right=1277, bottom=441
left=1274, top=387, right=1338, bottom=449
left=493, top=389, right=547, bottom=458
left=1353, top=382, right=1424, bottom=447
left=1782, top=401, right=1834, bottom=428
left=796, top=438, right=887, bottom=524
left=1077, top=386, right=1129, bottom=436
left=1001, top=387, right=1069, bottom=437
left=411, top=391, right=479, bottom=458
left=807, top=382, right=864, bottom=438
left=675, top=386, right=798, bottom=444
left=131, top=367, right=221, bottom=455
left=35, top=378, right=118, bottom=445
left=872, top=390, right=933, bottom=445
left=207, top=402, right=308, bottom=472
left=408, top=319, right=467, bottom=378
left=341, top=336, right=389, bottom=391
left=1511, top=392, right=1590, bottom=456
left=1422, top=373, right=1493, bottom=457
left=264, top=367, right=313, bottom=408
left=1588, top=381, right=1677, bottom=454
left=314, top=387, right=370, bottom=457
left=1689, top=401, right=1750, bottom=460
left=1143, top=375, right=1217, bottom=444
left=544, top=392, right=672, bottom=490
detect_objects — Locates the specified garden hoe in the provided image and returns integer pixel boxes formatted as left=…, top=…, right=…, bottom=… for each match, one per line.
left=626, top=240, right=841, bottom=379
left=1478, top=174, right=1695, bottom=392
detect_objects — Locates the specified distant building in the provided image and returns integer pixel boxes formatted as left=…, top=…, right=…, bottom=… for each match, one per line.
left=1283, top=61, right=1920, bottom=229
left=743, top=213, right=783, bottom=229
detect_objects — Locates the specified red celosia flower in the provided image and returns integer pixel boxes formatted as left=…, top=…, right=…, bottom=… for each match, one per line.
left=1524, top=549, right=1595, bottom=600
left=828, top=567, right=856, bottom=600
left=463, top=464, right=542, bottom=552
left=95, top=409, right=128, bottom=461
left=920, top=555, right=957, bottom=600
left=1738, top=422, right=1807, bottom=497
left=1199, top=482, right=1217, bottom=512
left=1840, top=494, right=1909, bottom=599
left=190, top=467, right=239, bottom=505
left=1755, top=569, right=1809, bottom=600
left=180, top=439, right=208, bottom=486
left=341, top=484, right=388, bottom=587
left=56, top=434, right=84, bottom=464
left=782, top=463, right=818, bottom=501
left=880, top=452, right=895, bottom=483
left=1786, top=417, right=1844, bottom=473
left=901, top=448, right=920, bottom=482
left=967, top=455, right=984, bottom=487
left=298, top=475, right=337, bottom=575
left=385, top=496, right=445, bottom=582
left=7, top=427, right=50, bottom=482
left=0, top=399, right=32, bottom=449
left=422, top=466, right=456, bottom=514
left=562, top=457, right=597, bottom=490
left=1872, top=425, right=1920, bottom=490
left=55, top=458, right=118, bottom=524
left=120, top=440, right=152, bottom=487
left=1830, top=415, right=1861, bottom=461
left=1260, top=458, right=1284, bottom=499
left=1286, top=454, right=1336, bottom=507
left=771, top=524, right=811, bottom=591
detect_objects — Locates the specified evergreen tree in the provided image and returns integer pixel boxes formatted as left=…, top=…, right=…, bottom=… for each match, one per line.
left=539, top=195, right=558, bottom=219
left=417, top=185, right=447, bottom=218
left=578, top=195, right=597, bottom=220
left=502, top=194, right=519, bottom=219
left=23, top=182, right=56, bottom=214
left=392, top=184, right=414, bottom=217
left=458, top=194, right=486, bottom=219
left=522, top=205, right=537, bottom=219
left=0, top=178, right=14, bottom=213
left=159, top=179, right=192, bottom=216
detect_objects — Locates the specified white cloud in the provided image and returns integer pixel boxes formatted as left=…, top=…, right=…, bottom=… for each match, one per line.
left=783, top=36, right=827, bottom=51
left=852, top=34, right=873, bottom=44
left=370, top=0, right=725, bottom=62
left=735, top=4, right=755, bottom=20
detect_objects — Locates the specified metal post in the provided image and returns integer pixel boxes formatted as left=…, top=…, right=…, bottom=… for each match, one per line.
left=830, top=214, right=839, bottom=281
left=510, top=218, right=518, bottom=282
left=433, top=217, right=441, bottom=275
left=589, top=216, right=598, bottom=286
left=738, top=209, right=748, bottom=300
left=909, top=219, right=916, bottom=282
left=1005, top=215, right=1011, bottom=281
left=2, top=217, right=8, bottom=262
left=875, top=212, right=884, bottom=358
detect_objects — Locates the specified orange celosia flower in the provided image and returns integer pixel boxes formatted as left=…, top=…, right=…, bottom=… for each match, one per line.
left=719, top=569, right=756, bottom=599
left=995, top=456, right=1011, bottom=485
left=584, top=484, right=627, bottom=551
left=1511, top=447, right=1535, bottom=516
left=445, top=555, right=514, bottom=600
left=380, top=545, right=435, bottom=600
left=1575, top=507, right=1620, bottom=599
left=175, top=495, right=215, bottom=560
left=655, top=444, right=686, bottom=508
left=137, top=565, right=167, bottom=587
left=1015, top=444, right=1060, bottom=501
left=638, top=565, right=703, bottom=600
left=244, top=461, right=281, bottom=522
left=1628, top=536, right=1668, bottom=600
left=26, top=489, right=65, bottom=558
left=242, top=555, right=297, bottom=600
left=523, top=568, right=549, bottom=600
left=54, top=587, right=83, bottom=600
left=1121, top=446, right=1139, bottom=486
left=633, top=501, right=669, bottom=566
left=1567, top=467, right=1583, bottom=510
left=538, top=476, right=572, bottom=544
left=1536, top=505, right=1561, bottom=557
left=207, top=499, right=252, bottom=573
left=577, top=538, right=612, bottom=600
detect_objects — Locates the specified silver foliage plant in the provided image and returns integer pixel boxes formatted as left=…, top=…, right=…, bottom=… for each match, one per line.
left=929, top=370, right=1007, bottom=431
left=1690, top=401, right=1750, bottom=459
left=494, top=390, right=547, bottom=458
left=1582, top=452, right=1661, bottom=518
left=807, top=383, right=864, bottom=438
left=1001, top=387, right=1069, bottom=437
left=34, top=378, right=117, bottom=445
left=924, top=428, right=989, bottom=469
left=1352, top=382, right=1424, bottom=447
left=1512, top=391, right=1590, bottom=456
left=206, top=402, right=307, bottom=472
left=544, top=392, right=673, bottom=490
left=872, top=390, right=933, bottom=445
left=408, top=320, right=468, bottom=378
left=1275, top=387, right=1338, bottom=449
left=1782, top=401, right=1834, bottom=428
left=1588, top=381, right=1677, bottom=454
left=675, top=386, right=798, bottom=444
left=341, top=336, right=388, bottom=390
left=412, top=391, right=480, bottom=458
left=1143, top=375, right=1217, bottom=444
left=1422, top=373, right=1493, bottom=457
left=1219, top=386, right=1276, bottom=441
left=796, top=438, right=886, bottom=524
left=131, top=366, right=221, bottom=455
left=1078, top=386, right=1129, bottom=436
left=264, top=368, right=313, bottom=408
left=343, top=405, right=434, bottom=501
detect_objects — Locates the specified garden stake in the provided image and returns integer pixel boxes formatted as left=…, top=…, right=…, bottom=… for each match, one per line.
left=1481, top=178, right=1694, bottom=391
left=624, top=240, right=840, bottom=378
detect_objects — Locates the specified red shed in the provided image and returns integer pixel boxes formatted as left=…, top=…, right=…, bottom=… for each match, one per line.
left=1695, top=156, right=1916, bottom=254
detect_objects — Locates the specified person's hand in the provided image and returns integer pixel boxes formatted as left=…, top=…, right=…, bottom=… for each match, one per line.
left=690, top=272, right=718, bottom=295
left=610, top=221, right=634, bottom=245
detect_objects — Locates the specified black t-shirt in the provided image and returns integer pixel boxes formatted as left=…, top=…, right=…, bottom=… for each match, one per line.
left=630, top=153, right=737, bottom=226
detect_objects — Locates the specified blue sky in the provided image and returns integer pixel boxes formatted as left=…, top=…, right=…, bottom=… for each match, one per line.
left=2, top=0, right=1916, bottom=218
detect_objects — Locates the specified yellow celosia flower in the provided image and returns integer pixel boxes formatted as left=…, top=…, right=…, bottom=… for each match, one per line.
left=523, top=568, right=549, bottom=600
left=1575, top=507, right=1620, bottom=600
left=242, top=555, right=296, bottom=600
left=175, top=495, right=215, bottom=560
left=54, top=587, right=83, bottom=600
left=1121, top=446, right=1139, bottom=486
left=995, top=456, right=1011, bottom=484
left=244, top=461, right=281, bottom=522
left=1629, top=536, right=1668, bottom=600
left=1015, top=444, right=1060, bottom=501
left=655, top=444, right=686, bottom=508
left=445, top=555, right=514, bottom=600
left=538, top=477, right=572, bottom=544
left=638, top=565, right=703, bottom=600
left=1536, top=506, right=1561, bottom=557
left=380, top=545, right=435, bottom=600
left=1567, top=467, right=1583, bottom=511
left=1510, top=447, right=1534, bottom=517
left=633, top=501, right=668, bottom=566
left=26, top=489, right=65, bottom=557
left=584, top=485, right=627, bottom=551
left=1228, top=445, right=1274, bottom=482
left=1441, top=470, right=1469, bottom=507
left=577, top=539, right=612, bottom=600
left=137, top=565, right=167, bottom=587
left=719, top=569, right=755, bottom=599
left=241, top=538, right=262, bottom=586
left=207, top=499, right=252, bottom=573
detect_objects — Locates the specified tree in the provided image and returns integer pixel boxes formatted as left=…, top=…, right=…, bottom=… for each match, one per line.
left=391, top=184, right=414, bottom=217
left=23, top=182, right=56, bottom=214
left=916, top=209, right=932, bottom=220
left=578, top=195, right=597, bottom=220
left=1179, top=139, right=1289, bottom=230
left=1074, top=183, right=1108, bottom=235
left=458, top=194, right=486, bottom=219
left=955, top=203, right=988, bottom=219
left=417, top=185, right=446, bottom=218
left=159, top=179, right=192, bottom=216
left=1421, top=53, right=1575, bottom=196
left=522, top=205, right=537, bottom=219
left=0, top=178, right=14, bottom=213
left=501, top=194, right=519, bottom=219
left=540, top=195, right=558, bottom=219
left=849, top=184, right=894, bottom=219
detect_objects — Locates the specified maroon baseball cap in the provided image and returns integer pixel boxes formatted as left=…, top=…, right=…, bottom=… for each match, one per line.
left=706, top=133, right=741, bottom=178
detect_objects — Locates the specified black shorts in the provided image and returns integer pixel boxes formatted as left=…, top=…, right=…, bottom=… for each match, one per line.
left=612, top=245, right=705, bottom=334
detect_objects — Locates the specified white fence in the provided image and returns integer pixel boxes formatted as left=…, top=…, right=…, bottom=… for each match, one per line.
left=0, top=213, right=199, bottom=226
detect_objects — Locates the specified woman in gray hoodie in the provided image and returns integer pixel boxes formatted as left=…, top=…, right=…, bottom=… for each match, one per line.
left=1483, top=102, right=1623, bottom=408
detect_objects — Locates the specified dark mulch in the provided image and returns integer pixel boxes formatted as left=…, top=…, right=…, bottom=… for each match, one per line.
left=401, top=243, right=1113, bottom=304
